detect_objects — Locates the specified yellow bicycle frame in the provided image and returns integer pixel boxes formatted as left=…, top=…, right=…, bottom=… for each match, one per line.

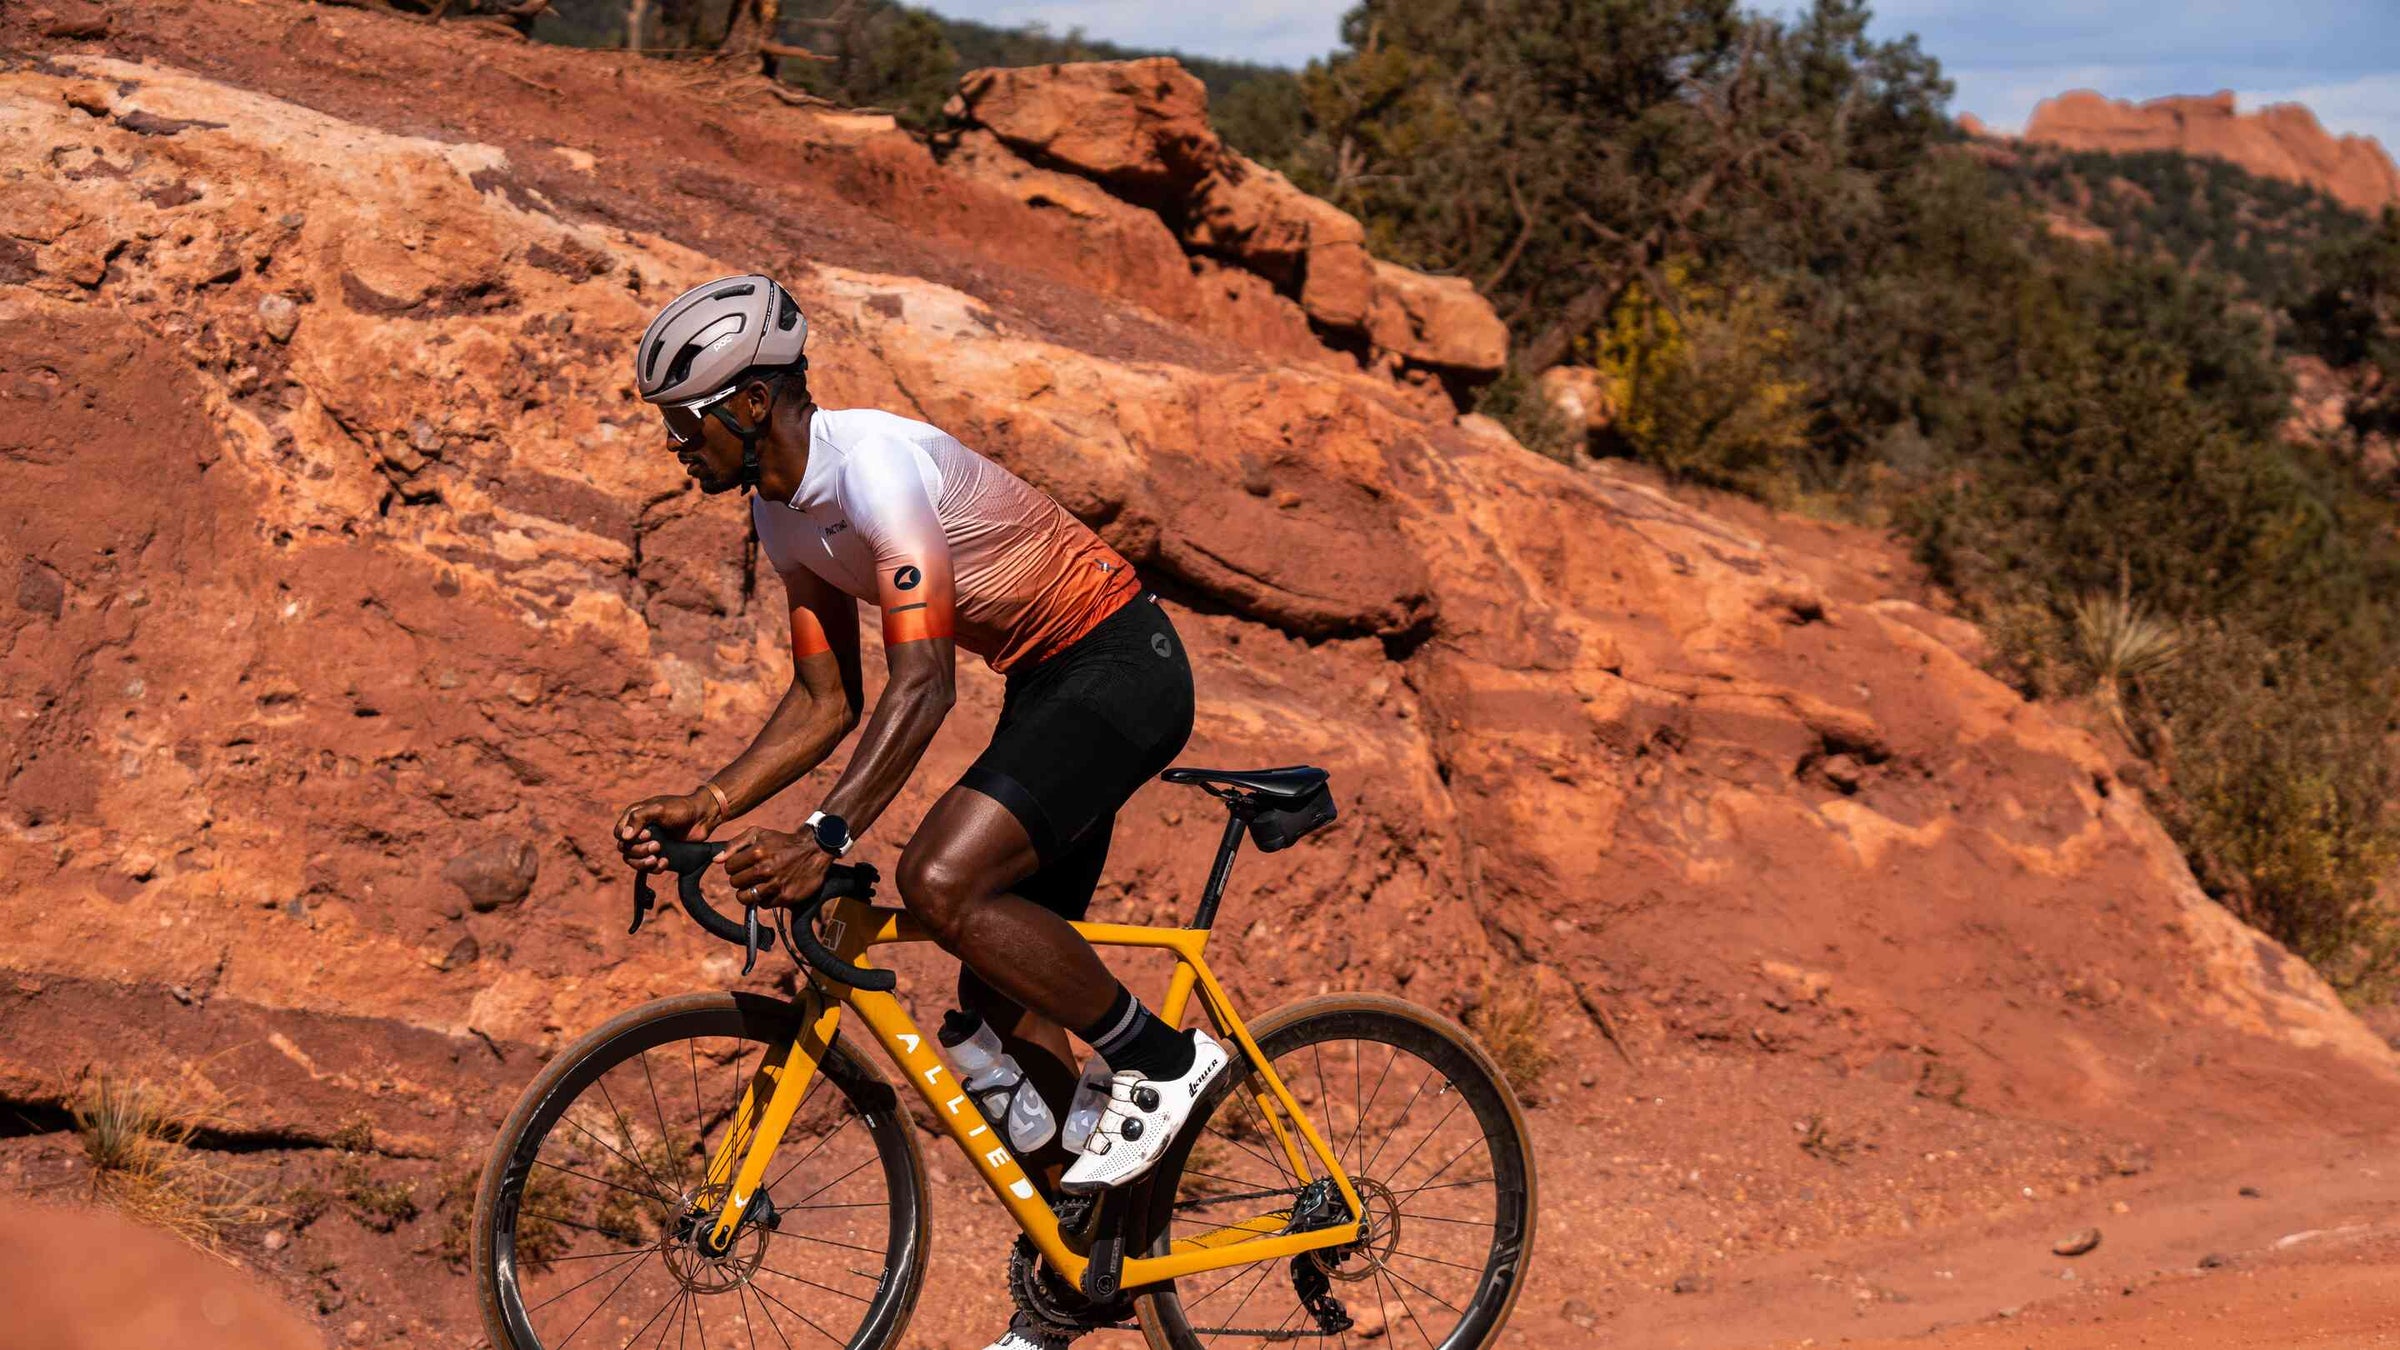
left=694, top=899, right=1363, bottom=1290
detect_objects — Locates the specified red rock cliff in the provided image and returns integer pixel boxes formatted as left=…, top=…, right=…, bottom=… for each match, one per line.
left=2, top=5, right=2398, bottom=1344
left=2023, top=88, right=2400, bottom=214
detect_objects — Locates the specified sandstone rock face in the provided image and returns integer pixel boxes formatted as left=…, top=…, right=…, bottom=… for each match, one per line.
left=2024, top=89, right=2400, bottom=214
left=950, top=58, right=1506, bottom=375
left=1, top=14, right=2397, bottom=1345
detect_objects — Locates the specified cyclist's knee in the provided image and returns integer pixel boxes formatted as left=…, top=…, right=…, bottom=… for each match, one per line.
left=895, top=845, right=980, bottom=948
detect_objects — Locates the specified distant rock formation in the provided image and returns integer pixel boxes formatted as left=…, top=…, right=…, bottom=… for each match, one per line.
left=2023, top=89, right=2400, bottom=215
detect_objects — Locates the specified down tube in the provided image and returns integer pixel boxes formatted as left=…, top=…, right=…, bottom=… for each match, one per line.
left=842, top=986, right=1088, bottom=1283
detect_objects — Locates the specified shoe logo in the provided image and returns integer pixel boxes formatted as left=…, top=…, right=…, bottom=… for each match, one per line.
left=823, top=520, right=849, bottom=537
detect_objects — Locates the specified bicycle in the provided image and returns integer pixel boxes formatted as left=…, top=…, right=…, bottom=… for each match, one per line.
left=470, top=766, right=1537, bottom=1349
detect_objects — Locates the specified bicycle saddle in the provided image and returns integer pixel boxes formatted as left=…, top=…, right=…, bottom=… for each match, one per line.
left=1160, top=765, right=1330, bottom=802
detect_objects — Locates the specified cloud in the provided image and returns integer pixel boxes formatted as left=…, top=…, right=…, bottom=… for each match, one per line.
left=2240, top=72, right=2400, bottom=157
left=914, top=0, right=1348, bottom=66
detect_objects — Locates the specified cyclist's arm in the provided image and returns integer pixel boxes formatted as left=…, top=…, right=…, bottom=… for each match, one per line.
left=809, top=447, right=958, bottom=841
left=701, top=563, right=867, bottom=822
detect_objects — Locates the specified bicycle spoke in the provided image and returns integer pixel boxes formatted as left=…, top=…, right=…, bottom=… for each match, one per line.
left=640, top=1052, right=693, bottom=1192
left=688, top=1041, right=707, bottom=1168
left=1387, top=1247, right=1488, bottom=1278
left=557, top=1108, right=679, bottom=1205
left=747, top=1275, right=850, bottom=1346
left=527, top=1244, right=655, bottom=1315
left=1374, top=1265, right=1437, bottom=1350
left=761, top=1104, right=846, bottom=1195
left=1343, top=1045, right=1399, bottom=1178
left=1376, top=1097, right=1465, bottom=1191
left=597, top=1077, right=683, bottom=1202
left=1382, top=1175, right=1494, bottom=1204
left=765, top=1225, right=887, bottom=1257
left=648, top=1286, right=685, bottom=1350
left=534, top=1156, right=680, bottom=1209
left=1393, top=1210, right=1494, bottom=1228
left=1381, top=1261, right=1464, bottom=1317
left=1209, top=1260, right=1283, bottom=1346
left=1358, top=1067, right=1438, bottom=1181
left=784, top=1152, right=874, bottom=1211
left=546, top=1239, right=658, bottom=1350
left=755, top=1262, right=875, bottom=1303
left=521, top=1207, right=664, bottom=1244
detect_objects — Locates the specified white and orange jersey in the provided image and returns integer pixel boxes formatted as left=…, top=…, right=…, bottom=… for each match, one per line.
left=752, top=409, right=1140, bottom=673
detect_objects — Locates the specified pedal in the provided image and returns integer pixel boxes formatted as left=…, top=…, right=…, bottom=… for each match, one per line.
left=1050, top=1192, right=1097, bottom=1238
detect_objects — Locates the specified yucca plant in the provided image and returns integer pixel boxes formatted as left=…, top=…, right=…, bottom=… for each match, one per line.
left=2070, top=584, right=2183, bottom=735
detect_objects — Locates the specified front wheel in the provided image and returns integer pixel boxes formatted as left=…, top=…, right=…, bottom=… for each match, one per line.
left=472, top=991, right=930, bottom=1350
left=1133, top=992, right=1537, bottom=1350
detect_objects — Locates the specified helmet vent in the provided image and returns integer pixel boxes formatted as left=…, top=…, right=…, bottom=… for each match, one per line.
left=710, top=282, right=759, bottom=302
left=777, top=290, right=800, bottom=331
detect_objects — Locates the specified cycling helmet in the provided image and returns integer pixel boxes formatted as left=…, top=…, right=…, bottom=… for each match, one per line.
left=635, top=274, right=808, bottom=406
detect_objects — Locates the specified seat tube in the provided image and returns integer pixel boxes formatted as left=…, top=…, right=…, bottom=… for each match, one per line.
left=1188, top=808, right=1247, bottom=930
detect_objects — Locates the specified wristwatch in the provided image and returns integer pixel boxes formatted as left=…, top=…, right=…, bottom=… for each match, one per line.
left=805, top=810, right=853, bottom=858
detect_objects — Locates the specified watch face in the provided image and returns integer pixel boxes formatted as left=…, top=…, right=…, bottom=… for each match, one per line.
left=812, top=813, right=850, bottom=855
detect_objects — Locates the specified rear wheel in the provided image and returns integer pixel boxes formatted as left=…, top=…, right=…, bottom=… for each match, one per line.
left=472, top=991, right=929, bottom=1350
left=1131, top=993, right=1536, bottom=1350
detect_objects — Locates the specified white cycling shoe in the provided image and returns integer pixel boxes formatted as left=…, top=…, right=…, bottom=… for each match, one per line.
left=1059, top=1030, right=1229, bottom=1194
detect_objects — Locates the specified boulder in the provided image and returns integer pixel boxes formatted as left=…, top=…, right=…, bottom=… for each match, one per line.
left=947, top=57, right=1221, bottom=203
left=1364, top=259, right=1511, bottom=374
left=442, top=837, right=539, bottom=913
left=950, top=58, right=1503, bottom=372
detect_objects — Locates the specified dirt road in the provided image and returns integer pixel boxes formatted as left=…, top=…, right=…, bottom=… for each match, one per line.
left=1548, top=1127, right=2400, bottom=1349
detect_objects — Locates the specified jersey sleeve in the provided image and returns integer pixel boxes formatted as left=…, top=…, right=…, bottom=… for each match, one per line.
left=836, top=439, right=956, bottom=648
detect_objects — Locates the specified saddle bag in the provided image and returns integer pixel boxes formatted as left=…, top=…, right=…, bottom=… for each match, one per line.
left=1246, top=782, right=1337, bottom=852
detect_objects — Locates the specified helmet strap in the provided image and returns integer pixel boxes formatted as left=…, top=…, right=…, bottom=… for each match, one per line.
left=706, top=382, right=780, bottom=493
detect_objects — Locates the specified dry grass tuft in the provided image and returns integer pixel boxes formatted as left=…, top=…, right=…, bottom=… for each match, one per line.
left=1465, top=979, right=1555, bottom=1100
left=74, top=1076, right=267, bottom=1247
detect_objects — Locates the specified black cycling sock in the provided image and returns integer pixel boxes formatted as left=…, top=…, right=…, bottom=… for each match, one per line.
left=1078, top=984, right=1196, bottom=1081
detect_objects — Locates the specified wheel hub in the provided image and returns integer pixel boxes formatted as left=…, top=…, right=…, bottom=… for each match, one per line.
left=1311, top=1177, right=1400, bottom=1282
left=664, top=1182, right=773, bottom=1293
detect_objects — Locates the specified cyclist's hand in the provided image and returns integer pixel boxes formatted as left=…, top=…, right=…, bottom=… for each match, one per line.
left=721, top=827, right=833, bottom=911
left=615, top=793, right=712, bottom=874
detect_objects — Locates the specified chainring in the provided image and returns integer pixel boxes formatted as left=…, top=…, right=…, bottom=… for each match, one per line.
left=1009, top=1235, right=1137, bottom=1338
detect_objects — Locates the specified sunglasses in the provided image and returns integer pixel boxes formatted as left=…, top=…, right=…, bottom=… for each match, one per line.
left=660, top=385, right=742, bottom=447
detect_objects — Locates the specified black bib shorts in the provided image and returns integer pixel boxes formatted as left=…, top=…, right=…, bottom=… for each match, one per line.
left=957, top=592, right=1195, bottom=920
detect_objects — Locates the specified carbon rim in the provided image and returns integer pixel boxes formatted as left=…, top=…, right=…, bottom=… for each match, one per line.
left=1136, top=998, right=1534, bottom=1350
left=477, top=996, right=925, bottom=1350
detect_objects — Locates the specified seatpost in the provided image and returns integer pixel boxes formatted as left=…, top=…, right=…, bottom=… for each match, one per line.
left=1189, top=803, right=1248, bottom=930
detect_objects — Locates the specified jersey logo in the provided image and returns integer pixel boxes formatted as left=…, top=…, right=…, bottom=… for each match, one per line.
left=893, top=565, right=922, bottom=591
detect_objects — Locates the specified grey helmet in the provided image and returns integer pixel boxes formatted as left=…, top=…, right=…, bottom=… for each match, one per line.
left=635, top=274, right=808, bottom=406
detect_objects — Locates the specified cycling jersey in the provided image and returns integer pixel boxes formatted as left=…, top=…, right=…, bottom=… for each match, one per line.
left=751, top=409, right=1141, bottom=672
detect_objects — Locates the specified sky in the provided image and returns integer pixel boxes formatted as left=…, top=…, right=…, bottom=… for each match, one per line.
left=914, top=0, right=2400, bottom=153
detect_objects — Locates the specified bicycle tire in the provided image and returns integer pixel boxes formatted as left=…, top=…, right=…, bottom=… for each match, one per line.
left=472, top=991, right=930, bottom=1350
left=1130, top=992, right=1536, bottom=1350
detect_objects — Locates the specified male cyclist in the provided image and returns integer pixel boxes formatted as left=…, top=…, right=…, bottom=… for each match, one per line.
left=612, top=276, right=1221, bottom=1350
